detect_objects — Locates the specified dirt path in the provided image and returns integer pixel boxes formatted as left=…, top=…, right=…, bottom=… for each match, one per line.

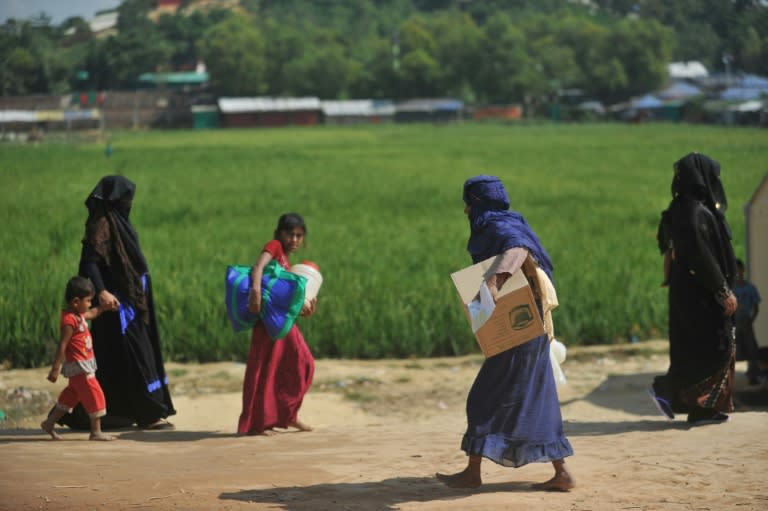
left=1, top=340, right=767, bottom=510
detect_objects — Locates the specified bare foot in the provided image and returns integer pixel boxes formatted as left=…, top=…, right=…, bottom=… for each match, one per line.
left=288, top=420, right=313, bottom=432
left=436, top=469, right=482, bottom=489
left=41, top=421, right=62, bottom=440
left=89, top=432, right=116, bottom=441
left=258, top=429, right=278, bottom=436
left=532, top=472, right=575, bottom=492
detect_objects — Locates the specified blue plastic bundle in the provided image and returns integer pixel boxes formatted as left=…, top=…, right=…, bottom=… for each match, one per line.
left=225, top=260, right=307, bottom=339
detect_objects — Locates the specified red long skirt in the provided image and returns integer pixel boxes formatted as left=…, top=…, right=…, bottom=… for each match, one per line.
left=237, top=322, right=314, bottom=435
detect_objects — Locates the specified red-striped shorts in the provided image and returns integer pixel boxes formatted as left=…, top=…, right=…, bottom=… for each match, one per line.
left=57, top=373, right=107, bottom=418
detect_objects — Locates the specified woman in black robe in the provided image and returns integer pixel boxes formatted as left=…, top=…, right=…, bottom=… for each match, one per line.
left=58, top=175, right=176, bottom=430
left=651, top=153, right=738, bottom=426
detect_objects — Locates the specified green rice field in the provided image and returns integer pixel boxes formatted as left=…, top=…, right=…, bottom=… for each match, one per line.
left=1, top=123, right=766, bottom=367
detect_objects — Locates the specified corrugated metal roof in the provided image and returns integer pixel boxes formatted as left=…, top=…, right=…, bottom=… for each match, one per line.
left=720, top=88, right=764, bottom=101
left=395, top=98, right=464, bottom=112
left=89, top=11, right=118, bottom=33
left=218, top=97, right=321, bottom=113
left=0, top=109, right=101, bottom=122
left=191, top=105, right=218, bottom=113
left=729, top=100, right=764, bottom=112
left=0, top=110, right=37, bottom=122
left=658, top=81, right=702, bottom=100
left=321, top=100, right=395, bottom=116
left=632, top=94, right=664, bottom=109
left=138, top=72, right=209, bottom=84
left=667, top=61, right=708, bottom=79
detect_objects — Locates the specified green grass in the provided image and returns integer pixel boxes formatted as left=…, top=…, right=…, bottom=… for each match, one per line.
left=1, top=123, right=766, bottom=367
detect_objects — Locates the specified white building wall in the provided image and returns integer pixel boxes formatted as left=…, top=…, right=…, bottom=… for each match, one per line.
left=746, top=175, right=768, bottom=347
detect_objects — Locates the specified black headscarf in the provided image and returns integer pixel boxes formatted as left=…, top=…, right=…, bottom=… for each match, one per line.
left=672, top=152, right=728, bottom=217
left=83, top=175, right=149, bottom=321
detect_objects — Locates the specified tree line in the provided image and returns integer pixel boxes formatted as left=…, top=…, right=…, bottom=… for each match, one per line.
left=1, top=0, right=766, bottom=104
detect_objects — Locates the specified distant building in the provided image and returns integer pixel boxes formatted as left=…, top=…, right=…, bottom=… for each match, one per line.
left=658, top=81, right=702, bottom=101
left=473, top=105, right=523, bottom=121
left=0, top=107, right=102, bottom=134
left=155, top=0, right=182, bottom=11
left=667, top=61, right=709, bottom=80
left=218, top=97, right=322, bottom=127
left=191, top=105, right=220, bottom=129
left=89, top=10, right=118, bottom=38
left=719, top=74, right=768, bottom=101
left=137, top=71, right=210, bottom=91
left=745, top=174, right=768, bottom=348
left=394, top=99, right=465, bottom=123
left=321, top=100, right=395, bottom=124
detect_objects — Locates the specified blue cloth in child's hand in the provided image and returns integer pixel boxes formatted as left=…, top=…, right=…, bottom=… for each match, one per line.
left=225, top=261, right=307, bottom=339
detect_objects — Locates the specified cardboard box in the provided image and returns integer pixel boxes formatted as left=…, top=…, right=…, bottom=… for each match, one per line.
left=450, top=255, right=545, bottom=358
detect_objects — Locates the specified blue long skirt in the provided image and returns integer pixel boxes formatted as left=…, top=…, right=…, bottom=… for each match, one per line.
left=461, top=333, right=573, bottom=467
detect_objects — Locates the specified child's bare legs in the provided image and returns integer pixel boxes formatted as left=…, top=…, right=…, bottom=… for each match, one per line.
left=436, top=455, right=482, bottom=488
left=41, top=407, right=68, bottom=440
left=89, top=416, right=115, bottom=441
left=532, top=459, right=575, bottom=491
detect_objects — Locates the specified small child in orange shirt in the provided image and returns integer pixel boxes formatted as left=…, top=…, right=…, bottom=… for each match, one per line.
left=41, top=276, right=118, bottom=441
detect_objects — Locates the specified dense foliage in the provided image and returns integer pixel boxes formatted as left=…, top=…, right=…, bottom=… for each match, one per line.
left=1, top=123, right=765, bottom=367
left=2, top=0, right=767, bottom=103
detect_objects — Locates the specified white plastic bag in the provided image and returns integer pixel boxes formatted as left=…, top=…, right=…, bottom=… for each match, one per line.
left=466, top=282, right=496, bottom=333
left=550, top=338, right=567, bottom=386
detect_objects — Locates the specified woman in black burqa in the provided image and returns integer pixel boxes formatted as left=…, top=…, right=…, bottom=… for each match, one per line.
left=651, top=153, right=738, bottom=426
left=57, top=175, right=175, bottom=430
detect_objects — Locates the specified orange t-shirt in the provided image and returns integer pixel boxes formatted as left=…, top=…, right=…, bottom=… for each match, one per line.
left=60, top=311, right=94, bottom=363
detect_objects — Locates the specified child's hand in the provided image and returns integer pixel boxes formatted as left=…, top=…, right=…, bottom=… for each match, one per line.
left=98, top=302, right=115, bottom=314
left=248, top=288, right=262, bottom=314
left=99, top=290, right=120, bottom=311
left=47, top=368, right=59, bottom=383
left=300, top=297, right=317, bottom=317
left=721, top=292, right=738, bottom=316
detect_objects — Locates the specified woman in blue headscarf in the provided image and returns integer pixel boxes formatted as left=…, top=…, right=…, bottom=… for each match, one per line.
left=437, top=176, right=574, bottom=491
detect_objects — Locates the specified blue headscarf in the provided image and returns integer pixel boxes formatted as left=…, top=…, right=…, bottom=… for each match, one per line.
left=463, top=175, right=554, bottom=279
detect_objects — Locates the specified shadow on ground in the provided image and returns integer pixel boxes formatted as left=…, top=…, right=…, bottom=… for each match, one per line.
left=220, top=476, right=553, bottom=510
left=0, top=427, right=236, bottom=443
left=562, top=371, right=663, bottom=415
left=560, top=371, right=768, bottom=436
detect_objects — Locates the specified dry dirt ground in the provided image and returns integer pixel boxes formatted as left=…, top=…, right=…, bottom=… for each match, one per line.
left=1, top=340, right=767, bottom=511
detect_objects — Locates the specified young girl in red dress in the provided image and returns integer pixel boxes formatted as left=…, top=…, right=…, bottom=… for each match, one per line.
left=238, top=213, right=318, bottom=436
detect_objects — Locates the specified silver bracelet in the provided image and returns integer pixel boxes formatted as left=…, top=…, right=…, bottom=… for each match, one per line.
left=715, top=285, right=732, bottom=304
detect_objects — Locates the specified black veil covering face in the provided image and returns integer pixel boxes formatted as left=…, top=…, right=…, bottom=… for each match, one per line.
left=672, top=152, right=729, bottom=218
left=85, top=175, right=135, bottom=216
left=57, top=175, right=175, bottom=430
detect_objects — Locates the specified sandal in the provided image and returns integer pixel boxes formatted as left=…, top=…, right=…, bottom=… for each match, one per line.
left=647, top=388, right=674, bottom=420
left=687, top=412, right=729, bottom=427
left=144, top=419, right=175, bottom=430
